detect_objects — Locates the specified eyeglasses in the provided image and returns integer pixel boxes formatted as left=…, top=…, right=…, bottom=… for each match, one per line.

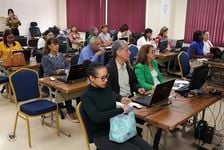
left=95, top=74, right=109, bottom=81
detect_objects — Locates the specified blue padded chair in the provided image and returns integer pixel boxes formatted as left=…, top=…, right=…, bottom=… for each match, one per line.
left=177, top=51, right=192, bottom=80
left=128, top=44, right=138, bottom=65
left=9, top=68, right=59, bottom=147
left=76, top=102, right=95, bottom=150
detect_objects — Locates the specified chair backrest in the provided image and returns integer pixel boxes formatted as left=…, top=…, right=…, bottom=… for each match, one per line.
left=29, top=27, right=41, bottom=37
left=9, top=68, right=40, bottom=102
left=178, top=51, right=191, bottom=79
left=14, top=36, right=27, bottom=47
left=76, top=102, right=93, bottom=150
left=128, top=44, right=138, bottom=64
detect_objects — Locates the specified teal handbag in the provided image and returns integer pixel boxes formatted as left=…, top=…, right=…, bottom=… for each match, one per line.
left=109, top=108, right=137, bottom=143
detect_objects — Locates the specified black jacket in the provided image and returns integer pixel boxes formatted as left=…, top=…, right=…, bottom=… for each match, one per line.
left=106, top=58, right=139, bottom=101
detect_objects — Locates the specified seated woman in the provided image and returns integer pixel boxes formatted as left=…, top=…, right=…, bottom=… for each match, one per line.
left=98, top=24, right=113, bottom=47
left=203, top=30, right=214, bottom=55
left=37, top=30, right=54, bottom=49
left=86, top=26, right=99, bottom=44
left=137, top=28, right=156, bottom=49
left=187, top=30, right=213, bottom=59
left=117, top=24, right=132, bottom=42
left=81, top=62, right=153, bottom=150
left=135, top=45, right=164, bottom=91
left=0, top=29, right=22, bottom=61
left=68, top=25, right=83, bottom=50
left=41, top=37, right=77, bottom=122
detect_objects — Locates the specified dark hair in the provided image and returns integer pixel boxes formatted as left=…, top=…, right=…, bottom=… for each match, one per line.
left=135, top=44, right=154, bottom=65
left=144, top=28, right=153, bottom=40
left=43, top=29, right=52, bottom=36
left=86, top=62, right=105, bottom=78
left=193, top=30, right=203, bottom=42
left=8, top=8, right=14, bottom=15
left=119, top=24, right=129, bottom=32
left=3, top=29, right=15, bottom=48
left=100, top=24, right=108, bottom=31
left=44, top=37, right=59, bottom=54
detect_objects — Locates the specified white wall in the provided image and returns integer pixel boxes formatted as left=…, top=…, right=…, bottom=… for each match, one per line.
left=0, top=0, right=59, bottom=36
left=0, top=0, right=187, bottom=39
left=146, top=0, right=187, bottom=39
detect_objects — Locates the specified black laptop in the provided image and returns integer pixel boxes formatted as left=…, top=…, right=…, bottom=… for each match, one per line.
left=58, top=64, right=86, bottom=83
left=133, top=79, right=175, bottom=107
left=173, top=39, right=184, bottom=52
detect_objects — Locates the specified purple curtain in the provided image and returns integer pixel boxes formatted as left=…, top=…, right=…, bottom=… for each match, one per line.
left=67, top=0, right=105, bottom=32
left=107, top=0, right=146, bottom=33
left=184, top=0, right=224, bottom=46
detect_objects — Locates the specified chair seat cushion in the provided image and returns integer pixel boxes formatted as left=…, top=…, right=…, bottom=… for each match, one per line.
left=20, top=100, right=57, bottom=116
left=0, top=76, right=8, bottom=84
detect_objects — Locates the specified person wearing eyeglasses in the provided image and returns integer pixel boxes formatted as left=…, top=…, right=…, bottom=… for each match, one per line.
left=0, top=29, right=22, bottom=61
left=135, top=44, right=164, bottom=91
left=81, top=62, right=153, bottom=150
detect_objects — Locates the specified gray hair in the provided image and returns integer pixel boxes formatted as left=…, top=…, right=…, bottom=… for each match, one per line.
left=89, top=36, right=101, bottom=44
left=111, top=40, right=127, bottom=57
left=89, top=26, right=98, bottom=34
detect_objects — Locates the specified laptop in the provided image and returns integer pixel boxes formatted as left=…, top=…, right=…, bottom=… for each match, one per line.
left=173, top=39, right=184, bottom=52
left=58, top=64, right=86, bottom=83
left=133, top=79, right=175, bottom=107
left=12, top=49, right=31, bottom=63
left=119, top=37, right=128, bottom=42
left=158, top=39, right=168, bottom=52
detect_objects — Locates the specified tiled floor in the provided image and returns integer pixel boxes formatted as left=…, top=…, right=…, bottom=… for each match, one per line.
left=0, top=88, right=223, bottom=150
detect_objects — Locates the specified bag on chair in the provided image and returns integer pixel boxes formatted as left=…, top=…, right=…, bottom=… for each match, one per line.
left=109, top=108, right=137, bottom=143
left=3, top=52, right=25, bottom=67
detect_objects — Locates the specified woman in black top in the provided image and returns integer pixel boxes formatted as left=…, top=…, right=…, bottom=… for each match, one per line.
left=81, top=63, right=153, bottom=150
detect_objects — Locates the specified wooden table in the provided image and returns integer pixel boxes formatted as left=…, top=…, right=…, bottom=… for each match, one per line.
left=155, top=52, right=180, bottom=76
left=203, top=60, right=224, bottom=69
left=39, top=76, right=89, bottom=103
left=0, top=62, right=40, bottom=102
left=135, top=83, right=224, bottom=149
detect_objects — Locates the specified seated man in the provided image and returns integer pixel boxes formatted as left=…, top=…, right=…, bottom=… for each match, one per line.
left=78, top=37, right=105, bottom=64
left=106, top=40, right=145, bottom=136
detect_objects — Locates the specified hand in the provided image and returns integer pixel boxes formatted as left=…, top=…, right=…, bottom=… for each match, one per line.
left=96, top=49, right=105, bottom=56
left=138, top=88, right=145, bottom=95
left=122, top=104, right=131, bottom=114
left=56, top=69, right=64, bottom=75
left=120, top=97, right=131, bottom=105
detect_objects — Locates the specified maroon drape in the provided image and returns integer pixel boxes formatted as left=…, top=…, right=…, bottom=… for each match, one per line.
left=107, top=0, right=146, bottom=33
left=184, top=0, right=224, bottom=46
left=67, top=0, right=105, bottom=32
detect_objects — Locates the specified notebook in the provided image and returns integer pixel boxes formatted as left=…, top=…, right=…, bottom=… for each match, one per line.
left=58, top=64, right=86, bottom=83
left=133, top=79, right=175, bottom=107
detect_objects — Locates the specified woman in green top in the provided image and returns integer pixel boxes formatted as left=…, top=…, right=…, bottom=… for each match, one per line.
left=81, top=63, right=153, bottom=150
left=135, top=44, right=165, bottom=91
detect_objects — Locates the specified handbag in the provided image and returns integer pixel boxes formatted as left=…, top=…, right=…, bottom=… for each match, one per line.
left=109, top=108, right=137, bottom=143
left=3, top=52, right=25, bottom=67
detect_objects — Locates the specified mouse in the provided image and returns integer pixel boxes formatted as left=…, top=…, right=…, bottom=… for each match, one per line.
left=49, top=77, right=56, bottom=81
left=129, top=102, right=142, bottom=109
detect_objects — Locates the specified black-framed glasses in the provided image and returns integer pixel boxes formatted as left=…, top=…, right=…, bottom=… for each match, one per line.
left=95, top=74, right=109, bottom=81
